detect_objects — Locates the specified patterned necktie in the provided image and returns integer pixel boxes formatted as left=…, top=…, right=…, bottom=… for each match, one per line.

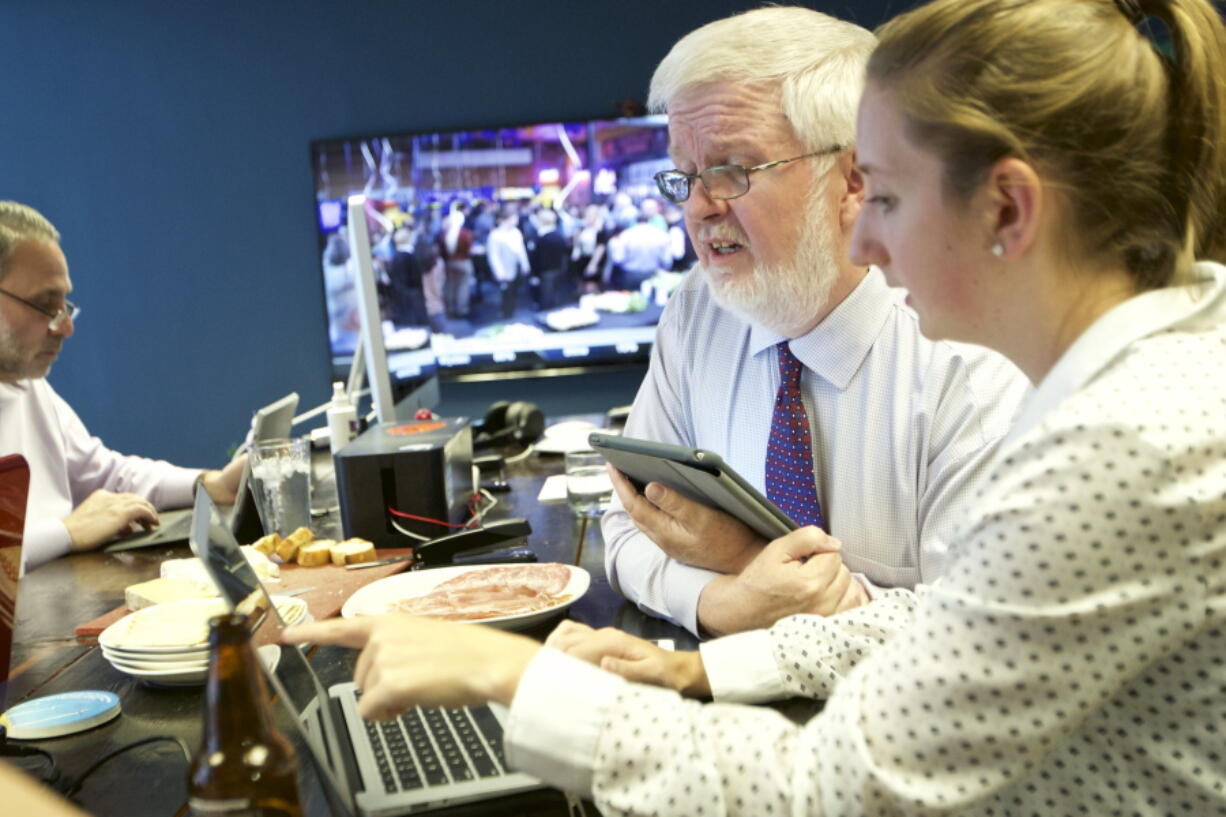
left=764, top=341, right=825, bottom=529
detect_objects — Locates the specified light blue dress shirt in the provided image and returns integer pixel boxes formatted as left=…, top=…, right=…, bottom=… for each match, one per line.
left=602, top=267, right=1031, bottom=634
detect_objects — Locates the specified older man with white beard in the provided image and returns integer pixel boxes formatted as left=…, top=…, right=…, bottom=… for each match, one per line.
left=601, top=7, right=1030, bottom=641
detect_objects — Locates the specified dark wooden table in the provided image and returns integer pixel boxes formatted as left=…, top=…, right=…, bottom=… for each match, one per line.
left=6, top=428, right=696, bottom=816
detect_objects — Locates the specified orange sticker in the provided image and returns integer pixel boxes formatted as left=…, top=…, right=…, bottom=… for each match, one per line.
left=387, top=421, right=447, bottom=436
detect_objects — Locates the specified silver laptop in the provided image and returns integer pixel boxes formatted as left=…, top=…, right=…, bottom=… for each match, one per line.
left=105, top=392, right=299, bottom=552
left=187, top=489, right=544, bottom=816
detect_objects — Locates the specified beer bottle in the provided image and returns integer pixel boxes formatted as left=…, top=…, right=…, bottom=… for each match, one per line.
left=187, top=613, right=303, bottom=817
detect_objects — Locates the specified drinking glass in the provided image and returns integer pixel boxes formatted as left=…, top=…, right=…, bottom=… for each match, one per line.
left=249, top=437, right=311, bottom=535
left=565, top=450, right=612, bottom=518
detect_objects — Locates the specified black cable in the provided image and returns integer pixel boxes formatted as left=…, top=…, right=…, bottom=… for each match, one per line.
left=0, top=724, right=60, bottom=786
left=61, top=734, right=192, bottom=799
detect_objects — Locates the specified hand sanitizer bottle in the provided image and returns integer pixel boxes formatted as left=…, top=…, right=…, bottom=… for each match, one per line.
left=326, top=381, right=357, bottom=456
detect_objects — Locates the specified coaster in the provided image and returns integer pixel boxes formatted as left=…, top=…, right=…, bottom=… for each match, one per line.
left=1, top=691, right=121, bottom=740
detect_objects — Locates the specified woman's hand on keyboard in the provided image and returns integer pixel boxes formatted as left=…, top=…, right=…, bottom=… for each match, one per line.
left=545, top=620, right=710, bottom=697
left=283, top=615, right=540, bottom=718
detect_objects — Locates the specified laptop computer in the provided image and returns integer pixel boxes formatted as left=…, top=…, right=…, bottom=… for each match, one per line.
left=105, top=392, right=299, bottom=552
left=187, top=489, right=545, bottom=816
left=0, top=454, right=30, bottom=708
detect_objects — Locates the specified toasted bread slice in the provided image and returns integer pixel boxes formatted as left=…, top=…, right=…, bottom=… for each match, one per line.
left=296, top=540, right=334, bottom=567
left=251, top=532, right=281, bottom=556
left=330, top=538, right=377, bottom=566
left=274, top=527, right=312, bottom=561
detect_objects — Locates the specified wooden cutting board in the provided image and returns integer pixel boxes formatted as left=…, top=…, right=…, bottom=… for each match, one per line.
left=75, top=548, right=414, bottom=639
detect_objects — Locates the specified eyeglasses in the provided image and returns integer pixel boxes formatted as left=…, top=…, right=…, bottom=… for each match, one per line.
left=0, top=287, right=79, bottom=331
left=654, top=144, right=847, bottom=204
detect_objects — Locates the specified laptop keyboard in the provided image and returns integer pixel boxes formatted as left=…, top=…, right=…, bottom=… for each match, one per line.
left=362, top=703, right=508, bottom=795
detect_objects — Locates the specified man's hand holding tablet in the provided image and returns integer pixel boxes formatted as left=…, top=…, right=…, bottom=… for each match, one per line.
left=606, top=466, right=766, bottom=572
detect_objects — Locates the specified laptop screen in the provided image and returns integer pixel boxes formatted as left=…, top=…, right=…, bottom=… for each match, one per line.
left=188, top=487, right=356, bottom=813
left=0, top=454, right=30, bottom=709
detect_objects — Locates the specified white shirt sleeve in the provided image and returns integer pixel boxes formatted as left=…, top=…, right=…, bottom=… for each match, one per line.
left=701, top=586, right=918, bottom=703
left=12, top=381, right=201, bottom=571
left=20, top=518, right=74, bottom=572
left=505, top=647, right=626, bottom=794
left=511, top=415, right=1217, bottom=817
left=55, top=389, right=201, bottom=510
left=602, top=296, right=716, bottom=634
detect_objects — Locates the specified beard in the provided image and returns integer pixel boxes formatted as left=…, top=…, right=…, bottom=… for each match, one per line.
left=699, top=187, right=839, bottom=338
left=0, top=320, right=59, bottom=381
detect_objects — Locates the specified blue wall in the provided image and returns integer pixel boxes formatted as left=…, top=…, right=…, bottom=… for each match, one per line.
left=0, top=0, right=897, bottom=466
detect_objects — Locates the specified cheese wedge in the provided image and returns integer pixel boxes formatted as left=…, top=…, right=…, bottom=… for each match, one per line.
left=330, top=538, right=376, bottom=566
left=124, top=577, right=216, bottom=611
left=161, top=546, right=280, bottom=594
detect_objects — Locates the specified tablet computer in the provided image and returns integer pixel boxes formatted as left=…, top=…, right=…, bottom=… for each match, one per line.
left=587, top=432, right=797, bottom=541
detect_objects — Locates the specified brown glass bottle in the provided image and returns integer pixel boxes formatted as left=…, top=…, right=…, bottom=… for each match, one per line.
left=187, top=613, right=303, bottom=817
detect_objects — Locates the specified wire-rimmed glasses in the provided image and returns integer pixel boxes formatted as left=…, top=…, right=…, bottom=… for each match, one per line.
left=654, top=143, right=847, bottom=204
left=0, top=287, right=79, bottom=331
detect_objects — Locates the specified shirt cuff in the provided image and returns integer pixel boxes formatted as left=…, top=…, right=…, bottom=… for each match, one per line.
left=22, top=518, right=74, bottom=574
left=699, top=629, right=788, bottom=703
left=153, top=468, right=204, bottom=510
left=664, top=561, right=720, bottom=637
left=505, top=647, right=625, bottom=795
left=852, top=572, right=876, bottom=601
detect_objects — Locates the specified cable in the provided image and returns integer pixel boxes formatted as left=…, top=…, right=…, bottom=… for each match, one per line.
left=389, top=517, right=430, bottom=542
left=470, top=489, right=498, bottom=524
left=387, top=487, right=501, bottom=544
left=0, top=724, right=59, bottom=786
left=503, top=444, right=534, bottom=464
left=386, top=506, right=470, bottom=529
left=62, top=735, right=192, bottom=799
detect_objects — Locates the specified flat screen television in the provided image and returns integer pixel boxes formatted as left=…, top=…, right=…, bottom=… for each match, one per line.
left=311, top=113, right=692, bottom=386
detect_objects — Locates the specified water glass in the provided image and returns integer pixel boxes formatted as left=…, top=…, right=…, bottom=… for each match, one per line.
left=565, top=450, right=612, bottom=518
left=249, top=437, right=311, bottom=535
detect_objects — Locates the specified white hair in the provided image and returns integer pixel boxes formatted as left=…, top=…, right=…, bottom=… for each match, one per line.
left=0, top=201, right=60, bottom=282
left=648, top=6, right=876, bottom=151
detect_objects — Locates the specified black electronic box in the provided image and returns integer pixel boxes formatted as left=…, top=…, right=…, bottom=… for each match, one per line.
left=333, top=417, right=474, bottom=548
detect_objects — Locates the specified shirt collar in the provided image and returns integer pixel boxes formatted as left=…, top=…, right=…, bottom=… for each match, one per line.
left=748, top=268, right=895, bottom=390
left=1007, top=260, right=1226, bottom=444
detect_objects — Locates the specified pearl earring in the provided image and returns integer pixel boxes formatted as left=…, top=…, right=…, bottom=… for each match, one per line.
left=991, top=242, right=1005, bottom=258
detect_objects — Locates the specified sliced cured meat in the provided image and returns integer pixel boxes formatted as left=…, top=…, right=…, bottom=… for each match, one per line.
left=391, top=584, right=564, bottom=621
left=433, top=562, right=570, bottom=596
left=385, top=563, right=574, bottom=621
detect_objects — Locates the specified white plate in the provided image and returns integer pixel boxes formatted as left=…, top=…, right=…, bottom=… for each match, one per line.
left=101, top=647, right=205, bottom=667
left=106, top=654, right=207, bottom=673
left=534, top=421, right=600, bottom=455
left=100, top=598, right=230, bottom=652
left=106, top=644, right=281, bottom=687
left=268, top=596, right=309, bottom=626
left=100, top=596, right=308, bottom=653
left=340, top=564, right=590, bottom=631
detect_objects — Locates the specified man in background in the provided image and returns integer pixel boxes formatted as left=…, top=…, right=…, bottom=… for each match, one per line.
left=0, top=201, right=244, bottom=572
left=604, top=7, right=1030, bottom=637
left=609, top=202, right=674, bottom=292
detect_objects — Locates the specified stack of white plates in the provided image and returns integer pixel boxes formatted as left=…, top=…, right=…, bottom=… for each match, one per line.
left=99, top=596, right=309, bottom=685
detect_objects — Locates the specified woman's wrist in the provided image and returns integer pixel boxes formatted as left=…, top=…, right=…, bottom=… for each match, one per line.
left=484, top=637, right=542, bottom=706
left=674, top=651, right=712, bottom=698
